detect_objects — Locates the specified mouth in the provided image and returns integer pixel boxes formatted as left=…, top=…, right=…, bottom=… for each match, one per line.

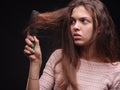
left=73, top=33, right=82, bottom=40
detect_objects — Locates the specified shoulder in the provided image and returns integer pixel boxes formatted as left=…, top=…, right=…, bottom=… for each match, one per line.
left=51, top=49, right=62, bottom=55
left=109, top=61, right=120, bottom=81
left=112, top=61, right=120, bottom=72
left=50, top=49, right=62, bottom=59
left=108, top=62, right=120, bottom=88
left=46, top=49, right=62, bottom=65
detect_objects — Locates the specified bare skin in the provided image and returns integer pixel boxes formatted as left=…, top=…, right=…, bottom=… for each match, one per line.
left=24, top=35, right=42, bottom=90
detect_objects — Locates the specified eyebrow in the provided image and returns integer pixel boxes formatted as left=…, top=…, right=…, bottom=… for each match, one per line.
left=70, top=16, right=92, bottom=20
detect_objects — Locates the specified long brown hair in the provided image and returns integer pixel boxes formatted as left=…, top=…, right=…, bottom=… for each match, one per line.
left=24, top=0, right=120, bottom=89
left=24, top=7, right=68, bottom=34
left=59, top=0, right=120, bottom=89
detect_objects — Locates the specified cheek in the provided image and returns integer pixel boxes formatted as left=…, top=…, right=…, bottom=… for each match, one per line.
left=84, top=28, right=93, bottom=39
left=87, top=30, right=93, bottom=37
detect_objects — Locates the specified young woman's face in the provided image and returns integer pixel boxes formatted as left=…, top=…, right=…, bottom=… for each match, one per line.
left=70, top=6, right=93, bottom=46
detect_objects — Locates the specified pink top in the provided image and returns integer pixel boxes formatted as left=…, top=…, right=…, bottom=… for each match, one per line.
left=39, top=49, right=120, bottom=90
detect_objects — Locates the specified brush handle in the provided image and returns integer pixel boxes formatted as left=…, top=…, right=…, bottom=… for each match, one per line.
left=32, top=41, right=36, bottom=50
left=29, top=10, right=39, bottom=50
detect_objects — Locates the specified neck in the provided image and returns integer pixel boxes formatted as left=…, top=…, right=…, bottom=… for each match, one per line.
left=80, top=44, right=97, bottom=61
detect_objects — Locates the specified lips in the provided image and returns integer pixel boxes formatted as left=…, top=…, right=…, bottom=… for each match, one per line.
left=73, top=33, right=82, bottom=40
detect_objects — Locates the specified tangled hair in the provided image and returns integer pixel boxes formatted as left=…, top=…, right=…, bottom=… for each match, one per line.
left=24, top=7, right=68, bottom=35
left=24, top=0, right=120, bottom=89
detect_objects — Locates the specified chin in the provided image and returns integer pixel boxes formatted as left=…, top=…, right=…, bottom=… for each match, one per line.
left=74, top=41, right=85, bottom=46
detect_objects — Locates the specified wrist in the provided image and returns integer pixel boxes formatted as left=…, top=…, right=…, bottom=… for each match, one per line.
left=30, top=58, right=42, bottom=67
left=29, top=62, right=41, bottom=80
left=28, top=76, right=39, bottom=80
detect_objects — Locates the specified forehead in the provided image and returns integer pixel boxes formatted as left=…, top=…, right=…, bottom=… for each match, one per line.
left=71, top=6, right=92, bottom=19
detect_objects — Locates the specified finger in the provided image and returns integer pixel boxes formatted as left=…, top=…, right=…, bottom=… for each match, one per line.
left=25, top=38, right=34, bottom=47
left=25, top=45, right=35, bottom=53
left=24, top=50, right=36, bottom=60
left=33, top=36, right=42, bottom=56
left=33, top=36, right=40, bottom=47
left=29, top=55, right=37, bottom=60
left=27, top=35, right=34, bottom=41
left=24, top=49, right=32, bottom=56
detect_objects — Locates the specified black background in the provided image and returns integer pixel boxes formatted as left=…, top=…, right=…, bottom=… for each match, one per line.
left=1, top=0, right=120, bottom=90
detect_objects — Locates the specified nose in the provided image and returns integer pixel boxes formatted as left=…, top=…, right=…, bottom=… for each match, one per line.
left=73, top=21, right=80, bottom=31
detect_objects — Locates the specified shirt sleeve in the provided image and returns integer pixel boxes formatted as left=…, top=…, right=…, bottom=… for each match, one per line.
left=39, top=49, right=62, bottom=90
left=110, top=68, right=120, bottom=90
left=110, top=79, right=120, bottom=90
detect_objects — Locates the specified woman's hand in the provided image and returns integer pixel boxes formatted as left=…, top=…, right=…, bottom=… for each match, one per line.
left=24, top=35, right=42, bottom=66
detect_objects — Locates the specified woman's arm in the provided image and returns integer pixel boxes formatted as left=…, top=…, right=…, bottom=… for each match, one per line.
left=26, top=62, right=40, bottom=90
left=24, top=35, right=42, bottom=90
left=24, top=7, right=68, bottom=90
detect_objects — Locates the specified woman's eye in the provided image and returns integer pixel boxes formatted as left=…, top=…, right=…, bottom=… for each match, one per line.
left=70, top=18, right=76, bottom=25
left=81, top=19, right=89, bottom=24
left=71, top=20, right=75, bottom=24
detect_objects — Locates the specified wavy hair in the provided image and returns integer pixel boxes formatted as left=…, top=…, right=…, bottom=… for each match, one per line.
left=24, top=0, right=120, bottom=89
left=58, top=0, right=120, bottom=89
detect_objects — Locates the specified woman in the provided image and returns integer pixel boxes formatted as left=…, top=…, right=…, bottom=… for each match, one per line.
left=24, top=0, right=120, bottom=90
